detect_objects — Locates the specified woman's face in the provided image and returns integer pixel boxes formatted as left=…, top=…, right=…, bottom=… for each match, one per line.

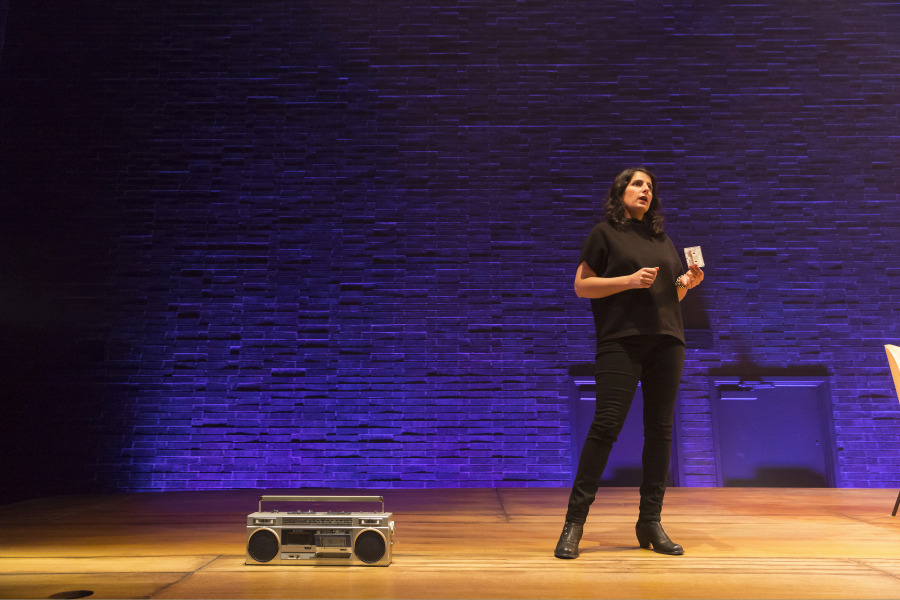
left=621, top=171, right=653, bottom=220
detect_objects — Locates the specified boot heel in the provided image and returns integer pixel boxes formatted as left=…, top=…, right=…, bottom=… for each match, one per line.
left=635, top=524, right=651, bottom=549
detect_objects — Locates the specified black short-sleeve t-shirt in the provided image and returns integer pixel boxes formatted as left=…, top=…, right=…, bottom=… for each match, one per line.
left=579, top=219, right=685, bottom=345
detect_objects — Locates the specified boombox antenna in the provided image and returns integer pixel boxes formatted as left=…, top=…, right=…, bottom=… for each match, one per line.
left=258, top=495, right=385, bottom=513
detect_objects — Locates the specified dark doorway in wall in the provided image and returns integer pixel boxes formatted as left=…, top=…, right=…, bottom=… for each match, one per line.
left=568, top=365, right=679, bottom=486
left=710, top=376, right=837, bottom=487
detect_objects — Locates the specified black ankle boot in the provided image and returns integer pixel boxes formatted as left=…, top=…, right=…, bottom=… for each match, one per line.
left=635, top=520, right=684, bottom=555
left=554, top=521, right=584, bottom=559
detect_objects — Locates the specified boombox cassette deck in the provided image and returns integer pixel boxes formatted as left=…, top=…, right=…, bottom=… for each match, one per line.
left=245, top=495, right=394, bottom=566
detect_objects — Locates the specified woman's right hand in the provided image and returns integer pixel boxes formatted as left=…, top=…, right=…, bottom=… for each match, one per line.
left=630, top=267, right=659, bottom=289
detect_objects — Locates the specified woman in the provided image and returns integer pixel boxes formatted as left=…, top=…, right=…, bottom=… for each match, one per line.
left=555, top=166, right=704, bottom=558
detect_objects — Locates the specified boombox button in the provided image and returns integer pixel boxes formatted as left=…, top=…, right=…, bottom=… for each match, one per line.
left=282, top=553, right=315, bottom=560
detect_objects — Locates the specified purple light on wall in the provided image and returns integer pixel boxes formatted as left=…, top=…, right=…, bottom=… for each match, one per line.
left=1, top=0, right=899, bottom=500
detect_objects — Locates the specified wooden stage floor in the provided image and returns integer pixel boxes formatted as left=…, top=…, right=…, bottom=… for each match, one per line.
left=1, top=487, right=899, bottom=599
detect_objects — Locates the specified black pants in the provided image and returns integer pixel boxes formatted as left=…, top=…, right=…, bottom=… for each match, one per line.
left=566, top=334, right=685, bottom=524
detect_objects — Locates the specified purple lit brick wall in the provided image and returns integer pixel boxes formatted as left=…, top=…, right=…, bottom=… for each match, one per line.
left=1, top=0, right=899, bottom=499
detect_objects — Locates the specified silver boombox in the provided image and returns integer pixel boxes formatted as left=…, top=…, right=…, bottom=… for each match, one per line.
left=245, top=495, right=394, bottom=566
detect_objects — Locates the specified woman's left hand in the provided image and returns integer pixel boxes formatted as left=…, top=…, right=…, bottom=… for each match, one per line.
left=684, top=265, right=704, bottom=289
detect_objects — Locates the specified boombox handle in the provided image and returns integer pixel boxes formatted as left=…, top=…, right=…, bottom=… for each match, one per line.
left=258, top=495, right=385, bottom=513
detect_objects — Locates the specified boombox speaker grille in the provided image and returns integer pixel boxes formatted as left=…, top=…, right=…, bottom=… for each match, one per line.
left=355, top=530, right=386, bottom=564
left=248, top=529, right=280, bottom=563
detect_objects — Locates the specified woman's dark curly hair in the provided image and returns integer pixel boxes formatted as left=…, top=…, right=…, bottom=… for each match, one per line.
left=604, top=166, right=665, bottom=237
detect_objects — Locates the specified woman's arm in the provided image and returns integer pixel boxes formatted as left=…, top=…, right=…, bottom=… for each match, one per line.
left=574, top=261, right=660, bottom=299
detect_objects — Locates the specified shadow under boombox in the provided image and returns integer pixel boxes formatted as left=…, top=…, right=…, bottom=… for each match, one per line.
left=245, top=495, right=395, bottom=567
